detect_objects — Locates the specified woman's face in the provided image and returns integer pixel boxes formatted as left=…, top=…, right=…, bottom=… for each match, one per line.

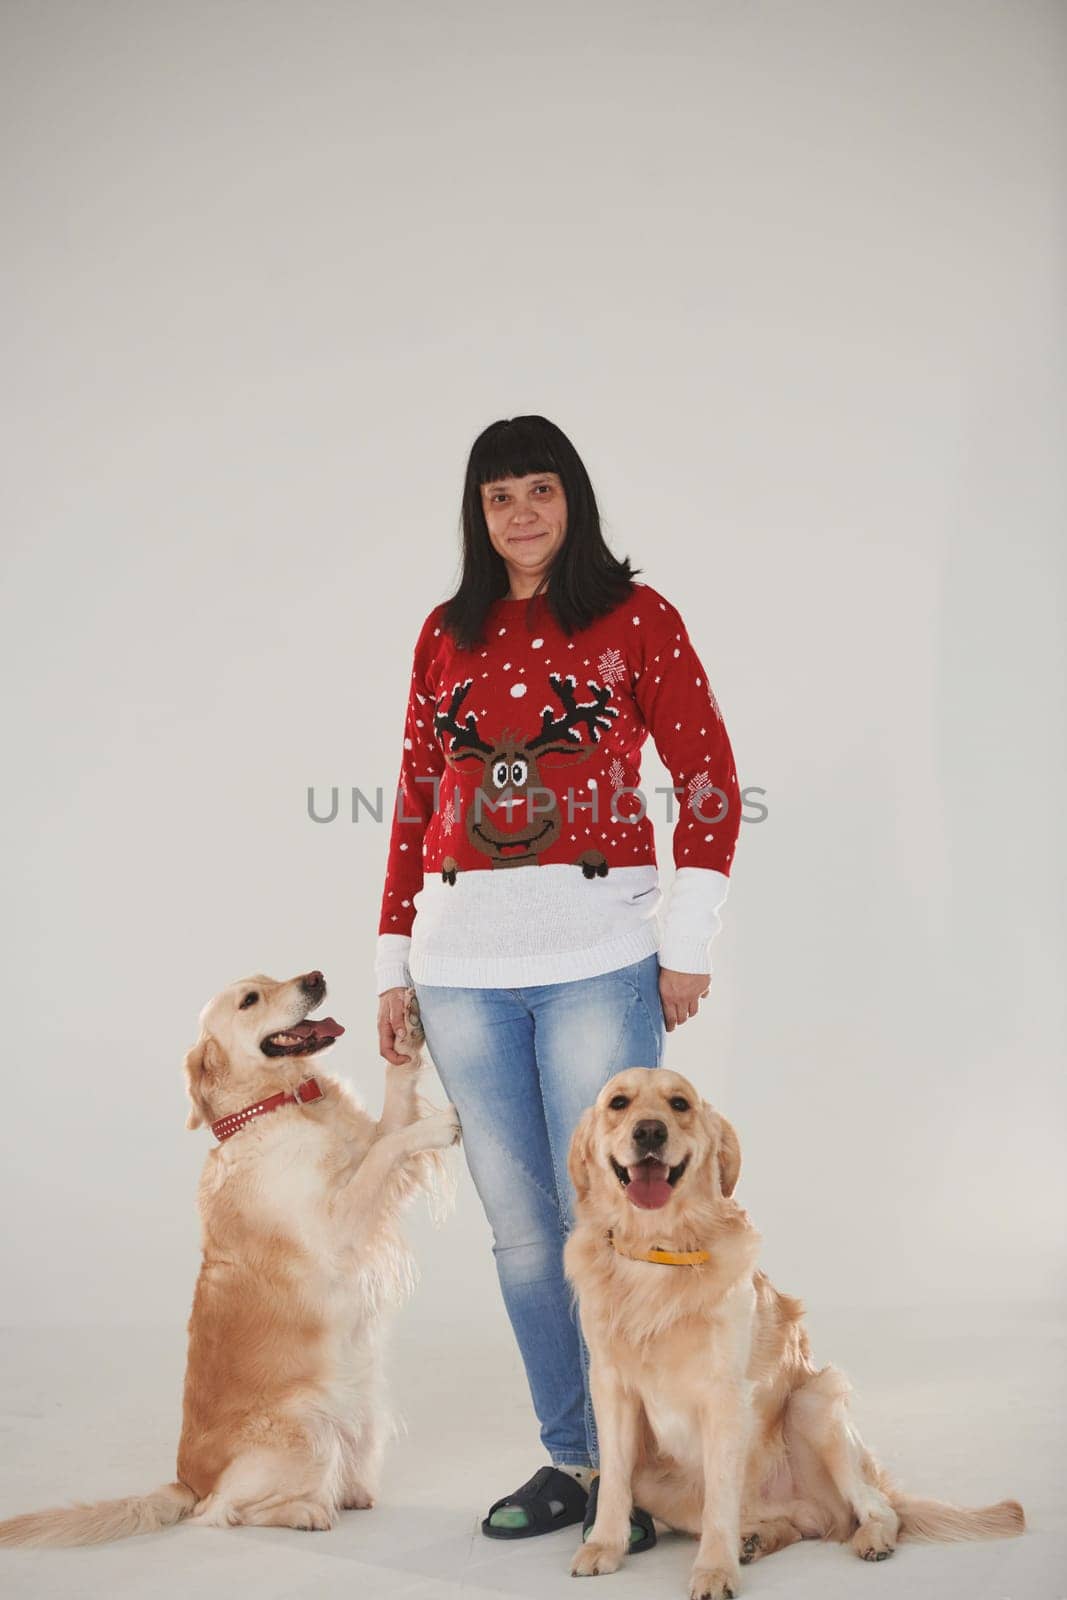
left=480, top=471, right=568, bottom=589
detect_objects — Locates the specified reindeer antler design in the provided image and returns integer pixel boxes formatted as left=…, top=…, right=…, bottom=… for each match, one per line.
left=433, top=680, right=494, bottom=758
left=528, top=673, right=618, bottom=754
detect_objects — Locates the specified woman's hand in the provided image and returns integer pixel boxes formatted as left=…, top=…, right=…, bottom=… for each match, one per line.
left=378, top=986, right=413, bottom=1065
left=659, top=967, right=711, bottom=1032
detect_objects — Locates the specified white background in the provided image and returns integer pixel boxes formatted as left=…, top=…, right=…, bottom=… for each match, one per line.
left=1, top=6, right=1064, bottom=1585
left=5, top=0, right=1063, bottom=1327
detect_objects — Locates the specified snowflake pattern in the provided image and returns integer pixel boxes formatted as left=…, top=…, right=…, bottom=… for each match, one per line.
left=597, top=646, right=626, bottom=686
left=441, top=796, right=456, bottom=834
left=687, top=769, right=714, bottom=812
left=608, top=756, right=626, bottom=790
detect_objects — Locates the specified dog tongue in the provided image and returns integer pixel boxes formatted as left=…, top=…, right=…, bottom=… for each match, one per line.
left=289, top=1017, right=345, bottom=1041
left=627, top=1157, right=673, bottom=1210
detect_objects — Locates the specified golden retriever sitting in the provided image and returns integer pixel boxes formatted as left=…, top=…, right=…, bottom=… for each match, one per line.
left=0, top=970, right=459, bottom=1547
left=564, top=1067, right=1024, bottom=1600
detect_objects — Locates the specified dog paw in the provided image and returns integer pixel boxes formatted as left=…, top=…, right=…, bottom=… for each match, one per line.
left=571, top=1541, right=624, bottom=1576
left=738, top=1530, right=761, bottom=1564
left=288, top=1502, right=333, bottom=1531
left=401, top=989, right=425, bottom=1046
left=408, top=1106, right=461, bottom=1153
left=851, top=1520, right=896, bottom=1561
left=689, top=1566, right=739, bottom=1600
left=392, top=990, right=425, bottom=1060
left=342, top=1486, right=375, bottom=1510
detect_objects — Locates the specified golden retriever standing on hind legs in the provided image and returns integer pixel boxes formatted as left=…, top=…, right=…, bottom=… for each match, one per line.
left=565, top=1067, right=1024, bottom=1600
left=0, top=970, right=459, bottom=1548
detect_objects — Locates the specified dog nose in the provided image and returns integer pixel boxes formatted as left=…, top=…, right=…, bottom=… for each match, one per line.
left=632, top=1119, right=668, bottom=1152
left=301, top=970, right=325, bottom=996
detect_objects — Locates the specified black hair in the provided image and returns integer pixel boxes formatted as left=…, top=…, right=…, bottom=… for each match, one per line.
left=441, top=415, right=639, bottom=651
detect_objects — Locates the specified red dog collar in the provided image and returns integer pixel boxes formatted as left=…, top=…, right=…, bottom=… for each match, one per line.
left=211, top=1077, right=325, bottom=1143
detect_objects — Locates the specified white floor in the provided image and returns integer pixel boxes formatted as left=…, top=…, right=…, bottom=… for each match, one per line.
left=0, top=1303, right=1063, bottom=1600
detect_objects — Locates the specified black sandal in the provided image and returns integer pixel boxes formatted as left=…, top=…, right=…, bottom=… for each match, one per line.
left=481, top=1464, right=589, bottom=1540
left=582, top=1473, right=658, bottom=1553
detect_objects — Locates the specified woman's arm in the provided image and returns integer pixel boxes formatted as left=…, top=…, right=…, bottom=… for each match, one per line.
left=375, top=608, right=447, bottom=995
left=631, top=586, right=742, bottom=1024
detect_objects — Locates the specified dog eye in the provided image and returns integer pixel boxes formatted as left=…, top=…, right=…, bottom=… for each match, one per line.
left=668, top=1095, right=690, bottom=1112
left=239, top=992, right=259, bottom=1009
left=608, top=1094, right=630, bottom=1110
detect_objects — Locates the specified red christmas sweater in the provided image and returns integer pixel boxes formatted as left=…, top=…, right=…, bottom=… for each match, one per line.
left=375, top=581, right=740, bottom=992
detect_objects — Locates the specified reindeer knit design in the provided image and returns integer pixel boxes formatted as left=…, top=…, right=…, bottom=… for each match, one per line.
left=375, top=582, right=740, bottom=992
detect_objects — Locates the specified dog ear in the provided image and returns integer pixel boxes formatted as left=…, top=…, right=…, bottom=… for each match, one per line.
left=715, top=1111, right=742, bottom=1197
left=567, top=1106, right=597, bottom=1205
left=183, top=1036, right=215, bottom=1130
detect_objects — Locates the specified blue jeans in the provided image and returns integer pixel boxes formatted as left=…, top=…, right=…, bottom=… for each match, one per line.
left=413, top=952, right=665, bottom=1467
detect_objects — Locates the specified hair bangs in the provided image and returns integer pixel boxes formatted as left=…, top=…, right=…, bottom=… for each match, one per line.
left=469, top=416, right=564, bottom=490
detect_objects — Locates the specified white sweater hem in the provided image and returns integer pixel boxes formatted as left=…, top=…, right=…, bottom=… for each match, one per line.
left=376, top=864, right=730, bottom=991
left=408, top=924, right=660, bottom=990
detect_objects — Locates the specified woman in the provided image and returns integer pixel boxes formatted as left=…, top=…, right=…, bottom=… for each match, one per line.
left=375, top=415, right=741, bottom=1544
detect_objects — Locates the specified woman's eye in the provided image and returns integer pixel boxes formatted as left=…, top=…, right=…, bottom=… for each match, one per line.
left=240, top=992, right=259, bottom=1009
left=609, top=1095, right=630, bottom=1111
left=669, top=1096, right=690, bottom=1112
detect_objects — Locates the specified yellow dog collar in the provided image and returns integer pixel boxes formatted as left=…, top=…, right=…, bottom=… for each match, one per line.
left=609, top=1232, right=709, bottom=1267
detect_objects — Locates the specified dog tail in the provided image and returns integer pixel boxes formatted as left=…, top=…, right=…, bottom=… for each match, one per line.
left=892, top=1491, right=1025, bottom=1544
left=0, top=1480, right=197, bottom=1547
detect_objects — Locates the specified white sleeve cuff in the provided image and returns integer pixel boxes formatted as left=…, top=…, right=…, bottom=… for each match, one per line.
left=658, top=867, right=731, bottom=975
left=375, top=934, right=413, bottom=994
